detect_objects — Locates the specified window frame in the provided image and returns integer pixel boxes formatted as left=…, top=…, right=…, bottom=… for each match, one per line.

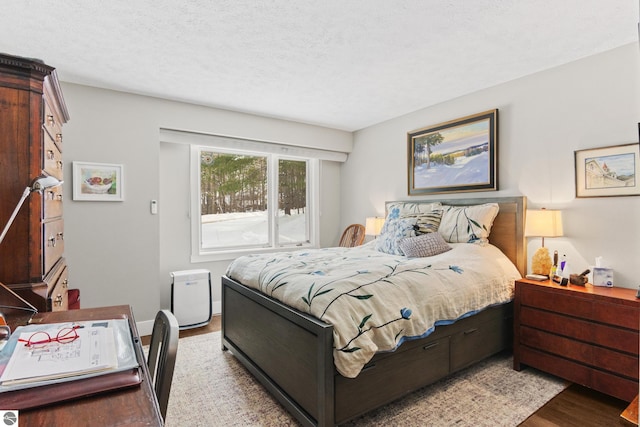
left=190, top=144, right=320, bottom=262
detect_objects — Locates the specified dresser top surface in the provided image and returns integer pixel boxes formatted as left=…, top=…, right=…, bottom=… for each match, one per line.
left=516, top=278, right=640, bottom=305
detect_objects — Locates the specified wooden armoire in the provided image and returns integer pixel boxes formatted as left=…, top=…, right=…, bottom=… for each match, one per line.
left=0, top=53, right=70, bottom=312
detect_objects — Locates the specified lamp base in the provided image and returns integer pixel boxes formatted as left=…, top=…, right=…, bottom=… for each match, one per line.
left=531, top=246, right=552, bottom=276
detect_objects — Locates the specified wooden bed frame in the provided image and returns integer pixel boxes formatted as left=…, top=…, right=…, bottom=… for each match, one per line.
left=222, top=196, right=526, bottom=426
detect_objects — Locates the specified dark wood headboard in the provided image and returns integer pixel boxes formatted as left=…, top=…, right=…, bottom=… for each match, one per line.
left=385, top=196, right=527, bottom=276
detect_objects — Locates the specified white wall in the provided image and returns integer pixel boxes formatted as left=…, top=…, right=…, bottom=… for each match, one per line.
left=342, top=43, right=640, bottom=288
left=60, top=42, right=640, bottom=337
left=157, top=141, right=343, bottom=312
left=61, top=86, right=351, bottom=331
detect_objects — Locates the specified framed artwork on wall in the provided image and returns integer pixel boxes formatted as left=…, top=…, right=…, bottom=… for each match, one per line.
left=574, top=143, right=640, bottom=198
left=72, top=161, right=124, bottom=201
left=407, top=109, right=498, bottom=196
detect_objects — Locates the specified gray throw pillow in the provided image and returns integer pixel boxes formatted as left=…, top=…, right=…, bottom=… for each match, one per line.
left=398, top=232, right=452, bottom=258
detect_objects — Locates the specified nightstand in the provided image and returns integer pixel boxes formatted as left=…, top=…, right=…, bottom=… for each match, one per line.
left=514, top=278, right=640, bottom=402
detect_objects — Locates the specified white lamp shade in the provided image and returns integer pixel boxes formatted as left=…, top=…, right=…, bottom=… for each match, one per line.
left=365, top=217, right=385, bottom=236
left=524, top=209, right=563, bottom=238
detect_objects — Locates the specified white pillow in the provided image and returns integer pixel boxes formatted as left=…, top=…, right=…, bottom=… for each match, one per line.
left=386, top=201, right=442, bottom=216
left=438, top=203, right=499, bottom=244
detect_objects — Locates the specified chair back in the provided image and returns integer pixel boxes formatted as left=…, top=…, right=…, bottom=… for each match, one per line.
left=339, top=224, right=366, bottom=247
left=147, top=309, right=179, bottom=419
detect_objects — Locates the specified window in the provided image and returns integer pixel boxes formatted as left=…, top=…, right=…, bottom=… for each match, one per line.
left=192, top=145, right=318, bottom=260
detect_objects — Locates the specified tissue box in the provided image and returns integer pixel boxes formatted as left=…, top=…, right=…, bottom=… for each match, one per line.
left=592, top=268, right=614, bottom=287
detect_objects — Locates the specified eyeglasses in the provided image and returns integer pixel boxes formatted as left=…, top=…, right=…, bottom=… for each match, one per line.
left=18, top=325, right=81, bottom=348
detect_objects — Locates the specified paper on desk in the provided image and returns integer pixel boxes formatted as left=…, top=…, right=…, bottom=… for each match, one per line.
left=0, top=327, right=118, bottom=385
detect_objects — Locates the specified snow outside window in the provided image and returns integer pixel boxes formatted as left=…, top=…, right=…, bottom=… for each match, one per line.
left=191, top=145, right=319, bottom=261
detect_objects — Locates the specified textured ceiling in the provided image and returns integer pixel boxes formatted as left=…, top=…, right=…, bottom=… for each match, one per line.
left=0, top=1, right=637, bottom=131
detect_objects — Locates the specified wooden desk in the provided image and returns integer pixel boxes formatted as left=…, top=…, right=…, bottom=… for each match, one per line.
left=8, top=305, right=163, bottom=426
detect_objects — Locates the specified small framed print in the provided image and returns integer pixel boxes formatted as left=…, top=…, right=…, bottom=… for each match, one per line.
left=73, top=161, right=124, bottom=201
left=574, top=143, right=640, bottom=198
left=407, top=109, right=498, bottom=195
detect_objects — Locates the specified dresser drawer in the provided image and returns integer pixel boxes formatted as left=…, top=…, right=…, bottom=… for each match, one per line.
left=520, top=306, right=638, bottom=354
left=335, top=336, right=450, bottom=423
left=48, top=264, right=68, bottom=311
left=42, top=185, right=63, bottom=219
left=520, top=285, right=592, bottom=319
left=43, top=98, right=63, bottom=151
left=43, top=219, right=64, bottom=275
left=592, top=345, right=638, bottom=380
left=521, top=326, right=592, bottom=365
left=519, top=283, right=639, bottom=330
left=515, top=279, right=640, bottom=402
left=592, top=302, right=639, bottom=330
left=43, top=132, right=63, bottom=180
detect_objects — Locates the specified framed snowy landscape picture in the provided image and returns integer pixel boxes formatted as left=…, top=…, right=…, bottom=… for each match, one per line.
left=574, top=143, right=639, bottom=198
left=407, top=109, right=498, bottom=195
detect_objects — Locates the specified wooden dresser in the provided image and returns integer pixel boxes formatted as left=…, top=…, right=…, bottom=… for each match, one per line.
left=0, top=53, right=70, bottom=312
left=514, top=278, right=639, bottom=402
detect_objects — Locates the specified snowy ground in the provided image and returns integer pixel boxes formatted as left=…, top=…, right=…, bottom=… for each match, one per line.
left=414, top=151, right=489, bottom=188
left=201, top=211, right=306, bottom=248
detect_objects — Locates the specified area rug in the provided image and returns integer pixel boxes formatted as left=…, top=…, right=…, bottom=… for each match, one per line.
left=164, top=332, right=566, bottom=426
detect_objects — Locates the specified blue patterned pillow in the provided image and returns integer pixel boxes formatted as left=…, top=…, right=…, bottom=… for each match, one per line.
left=375, top=216, right=417, bottom=255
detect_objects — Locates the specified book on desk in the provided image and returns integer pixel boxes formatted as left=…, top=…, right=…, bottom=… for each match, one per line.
left=0, top=318, right=142, bottom=410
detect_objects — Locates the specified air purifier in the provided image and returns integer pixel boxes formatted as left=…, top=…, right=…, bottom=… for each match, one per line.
left=170, top=269, right=212, bottom=329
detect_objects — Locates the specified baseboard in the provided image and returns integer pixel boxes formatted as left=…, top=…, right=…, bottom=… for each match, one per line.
left=136, top=301, right=222, bottom=337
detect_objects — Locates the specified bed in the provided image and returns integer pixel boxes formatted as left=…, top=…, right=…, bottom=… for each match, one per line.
left=221, top=196, right=526, bottom=426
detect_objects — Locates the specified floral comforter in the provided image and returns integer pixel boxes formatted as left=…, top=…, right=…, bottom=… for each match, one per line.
left=225, top=241, right=521, bottom=378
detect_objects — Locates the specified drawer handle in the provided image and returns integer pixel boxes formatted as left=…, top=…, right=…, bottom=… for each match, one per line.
left=56, top=133, right=63, bottom=143
left=54, top=294, right=63, bottom=306
left=46, top=115, right=54, bottom=125
left=464, top=328, right=479, bottom=335
left=57, top=160, right=63, bottom=169
left=56, top=194, right=63, bottom=201
left=62, top=278, right=68, bottom=288
left=47, top=149, right=55, bottom=160
left=57, top=232, right=64, bottom=240
left=48, top=235, right=56, bottom=247
left=423, top=342, right=439, bottom=351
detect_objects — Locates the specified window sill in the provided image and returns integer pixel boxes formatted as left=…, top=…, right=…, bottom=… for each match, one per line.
left=191, top=243, right=318, bottom=263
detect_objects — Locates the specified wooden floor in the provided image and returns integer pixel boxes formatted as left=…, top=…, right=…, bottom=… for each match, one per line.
left=147, top=315, right=634, bottom=426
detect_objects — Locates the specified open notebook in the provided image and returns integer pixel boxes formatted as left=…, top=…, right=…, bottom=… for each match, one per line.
left=0, top=317, right=142, bottom=410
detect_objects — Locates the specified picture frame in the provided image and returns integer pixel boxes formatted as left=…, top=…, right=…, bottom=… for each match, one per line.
left=407, top=109, right=498, bottom=196
left=574, top=143, right=639, bottom=198
left=72, top=161, right=124, bottom=201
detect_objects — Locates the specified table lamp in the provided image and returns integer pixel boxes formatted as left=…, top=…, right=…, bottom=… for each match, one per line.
left=0, top=175, right=62, bottom=327
left=524, top=208, right=563, bottom=276
left=365, top=217, right=385, bottom=238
